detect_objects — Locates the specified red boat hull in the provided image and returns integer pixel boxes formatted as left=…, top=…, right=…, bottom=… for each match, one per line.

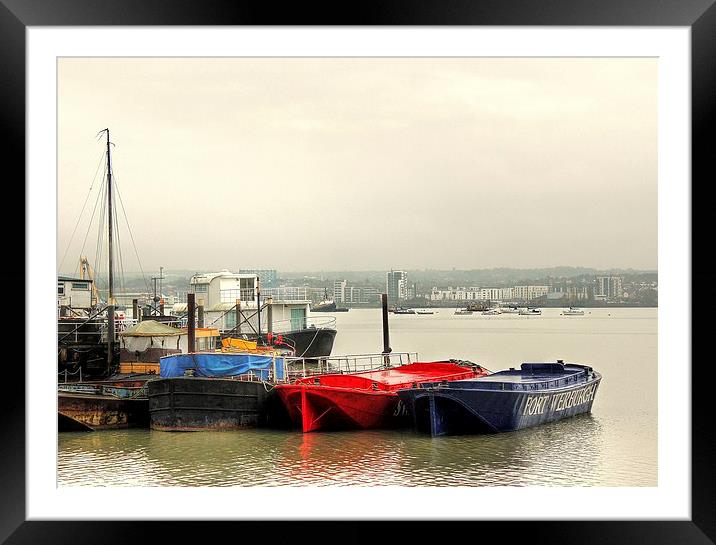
left=275, top=386, right=406, bottom=432
left=275, top=361, right=488, bottom=432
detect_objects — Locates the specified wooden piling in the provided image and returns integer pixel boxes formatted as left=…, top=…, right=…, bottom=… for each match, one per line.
left=235, top=298, right=241, bottom=334
left=187, top=293, right=196, bottom=353
left=198, top=299, right=204, bottom=328
left=381, top=293, right=391, bottom=362
left=267, top=296, right=273, bottom=334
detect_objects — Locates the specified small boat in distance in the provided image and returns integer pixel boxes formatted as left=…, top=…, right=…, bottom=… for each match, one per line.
left=519, top=307, right=542, bottom=315
left=466, top=302, right=490, bottom=312
left=397, top=360, right=601, bottom=436
left=561, top=307, right=585, bottom=316
left=482, top=308, right=502, bottom=315
left=500, top=305, right=520, bottom=314
left=274, top=357, right=489, bottom=432
left=416, top=310, right=436, bottom=315
left=311, top=289, right=349, bottom=312
left=454, top=309, right=473, bottom=315
left=392, top=307, right=416, bottom=314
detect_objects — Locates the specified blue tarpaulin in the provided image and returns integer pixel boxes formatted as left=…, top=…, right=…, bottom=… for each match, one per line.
left=160, top=353, right=285, bottom=380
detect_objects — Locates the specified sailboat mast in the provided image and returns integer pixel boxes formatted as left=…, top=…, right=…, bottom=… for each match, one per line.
left=106, top=128, right=114, bottom=304
left=104, top=128, right=115, bottom=371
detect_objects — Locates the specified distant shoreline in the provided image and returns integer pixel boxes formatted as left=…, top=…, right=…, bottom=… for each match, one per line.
left=333, top=302, right=658, bottom=310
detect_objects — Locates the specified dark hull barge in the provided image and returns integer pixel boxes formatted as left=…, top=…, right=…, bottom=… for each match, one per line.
left=148, top=352, right=286, bottom=431
left=148, top=376, right=271, bottom=431
left=397, top=361, right=601, bottom=436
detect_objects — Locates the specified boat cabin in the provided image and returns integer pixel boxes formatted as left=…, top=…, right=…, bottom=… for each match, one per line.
left=57, top=276, right=94, bottom=312
left=187, top=270, right=311, bottom=335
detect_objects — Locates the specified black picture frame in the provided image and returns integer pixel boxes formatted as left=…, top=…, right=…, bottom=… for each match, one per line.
left=3, top=1, right=712, bottom=543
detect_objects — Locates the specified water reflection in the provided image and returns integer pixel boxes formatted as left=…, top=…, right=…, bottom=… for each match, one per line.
left=58, top=412, right=650, bottom=487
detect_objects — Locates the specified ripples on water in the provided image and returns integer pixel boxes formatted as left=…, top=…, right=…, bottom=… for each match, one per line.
left=58, top=308, right=657, bottom=487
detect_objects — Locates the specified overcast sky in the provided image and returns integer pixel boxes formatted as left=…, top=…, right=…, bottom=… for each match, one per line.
left=57, top=58, right=656, bottom=276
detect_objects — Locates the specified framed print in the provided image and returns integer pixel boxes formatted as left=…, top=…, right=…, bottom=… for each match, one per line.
left=3, top=0, right=713, bottom=543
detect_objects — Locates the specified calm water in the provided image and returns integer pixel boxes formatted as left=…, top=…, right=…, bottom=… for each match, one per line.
left=58, top=307, right=657, bottom=487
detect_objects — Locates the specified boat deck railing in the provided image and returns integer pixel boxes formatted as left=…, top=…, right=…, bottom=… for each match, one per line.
left=58, top=381, right=149, bottom=399
left=58, top=318, right=142, bottom=344
left=284, top=351, right=419, bottom=379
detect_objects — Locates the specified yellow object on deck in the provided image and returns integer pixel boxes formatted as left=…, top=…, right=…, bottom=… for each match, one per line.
left=119, top=362, right=160, bottom=375
left=221, top=338, right=258, bottom=351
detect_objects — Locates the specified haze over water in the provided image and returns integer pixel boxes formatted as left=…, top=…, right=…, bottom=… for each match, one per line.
left=58, top=307, right=657, bottom=487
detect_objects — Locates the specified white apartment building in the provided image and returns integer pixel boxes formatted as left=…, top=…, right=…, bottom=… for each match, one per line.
left=333, top=280, right=347, bottom=304
left=334, top=280, right=379, bottom=304
left=430, top=285, right=548, bottom=302
left=595, top=276, right=623, bottom=300
left=386, top=271, right=408, bottom=301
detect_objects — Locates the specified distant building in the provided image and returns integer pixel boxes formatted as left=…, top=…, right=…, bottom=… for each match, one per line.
left=239, top=269, right=277, bottom=288
left=429, top=285, right=547, bottom=302
left=596, top=276, right=623, bottom=300
left=513, top=286, right=549, bottom=301
left=386, top=270, right=408, bottom=302
left=333, top=280, right=347, bottom=304
left=567, top=285, right=592, bottom=301
left=334, top=279, right=379, bottom=304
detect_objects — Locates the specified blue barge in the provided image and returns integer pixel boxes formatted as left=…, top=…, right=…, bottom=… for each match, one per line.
left=397, top=361, right=601, bottom=436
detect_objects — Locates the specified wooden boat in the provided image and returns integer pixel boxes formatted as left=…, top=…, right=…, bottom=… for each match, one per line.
left=397, top=361, right=601, bottom=436
left=274, top=360, right=489, bottom=433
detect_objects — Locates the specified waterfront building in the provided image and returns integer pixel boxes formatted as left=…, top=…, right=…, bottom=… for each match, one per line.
left=386, top=270, right=409, bottom=302
left=430, top=285, right=547, bottom=302
left=596, top=276, right=623, bottom=300
left=333, top=280, right=347, bottom=304
left=334, top=279, right=379, bottom=304
left=513, top=285, right=549, bottom=301
left=567, top=285, right=592, bottom=301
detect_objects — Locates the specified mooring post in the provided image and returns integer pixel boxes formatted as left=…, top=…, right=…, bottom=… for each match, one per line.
left=267, top=296, right=273, bottom=334
left=235, top=298, right=242, bottom=334
left=257, top=278, right=261, bottom=343
left=197, top=299, right=205, bottom=328
left=381, top=293, right=392, bottom=366
left=187, top=293, right=196, bottom=353
left=132, top=299, right=138, bottom=321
